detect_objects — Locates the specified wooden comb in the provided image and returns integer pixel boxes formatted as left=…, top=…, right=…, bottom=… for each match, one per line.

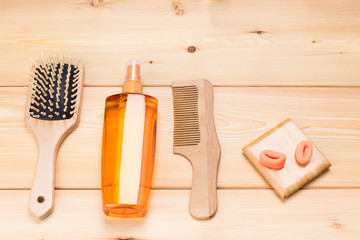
left=172, top=79, right=221, bottom=220
left=25, top=54, right=83, bottom=220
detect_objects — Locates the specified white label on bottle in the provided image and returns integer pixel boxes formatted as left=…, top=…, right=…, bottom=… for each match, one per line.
left=118, top=94, right=145, bottom=205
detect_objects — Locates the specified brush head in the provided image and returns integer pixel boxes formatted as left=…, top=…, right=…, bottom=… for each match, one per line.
left=172, top=85, right=201, bottom=147
left=27, top=55, right=82, bottom=121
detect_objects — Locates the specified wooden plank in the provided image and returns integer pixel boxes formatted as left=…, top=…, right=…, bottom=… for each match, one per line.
left=0, top=189, right=359, bottom=239
left=1, top=86, right=359, bottom=189
left=1, top=0, right=360, bottom=86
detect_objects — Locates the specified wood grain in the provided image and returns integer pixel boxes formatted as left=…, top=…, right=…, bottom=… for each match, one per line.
left=1, top=0, right=359, bottom=238
left=0, top=87, right=359, bottom=189
left=1, top=0, right=360, bottom=86
left=0, top=189, right=359, bottom=239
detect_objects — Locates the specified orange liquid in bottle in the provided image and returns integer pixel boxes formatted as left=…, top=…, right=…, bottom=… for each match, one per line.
left=101, top=60, right=158, bottom=217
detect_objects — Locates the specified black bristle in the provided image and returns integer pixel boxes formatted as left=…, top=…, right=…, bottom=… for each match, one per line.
left=29, top=63, right=79, bottom=120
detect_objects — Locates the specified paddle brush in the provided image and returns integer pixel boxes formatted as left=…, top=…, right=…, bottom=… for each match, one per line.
left=25, top=54, right=83, bottom=220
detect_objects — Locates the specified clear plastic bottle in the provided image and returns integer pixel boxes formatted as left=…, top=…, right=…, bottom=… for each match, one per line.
left=101, top=60, right=158, bottom=217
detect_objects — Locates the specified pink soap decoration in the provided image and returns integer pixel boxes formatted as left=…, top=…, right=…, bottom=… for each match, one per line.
left=259, top=150, right=286, bottom=170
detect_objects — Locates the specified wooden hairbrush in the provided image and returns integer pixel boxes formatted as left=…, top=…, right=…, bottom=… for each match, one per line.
left=25, top=54, right=83, bottom=220
left=172, top=79, right=221, bottom=220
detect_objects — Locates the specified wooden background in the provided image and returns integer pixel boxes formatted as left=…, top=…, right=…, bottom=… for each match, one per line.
left=0, top=0, right=360, bottom=239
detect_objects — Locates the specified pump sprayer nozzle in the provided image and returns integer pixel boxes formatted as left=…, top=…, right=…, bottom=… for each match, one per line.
left=122, top=59, right=143, bottom=94
left=125, top=59, right=141, bottom=82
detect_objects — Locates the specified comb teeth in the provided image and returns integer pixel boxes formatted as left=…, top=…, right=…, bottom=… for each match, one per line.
left=172, top=86, right=201, bottom=146
left=28, top=55, right=81, bottom=120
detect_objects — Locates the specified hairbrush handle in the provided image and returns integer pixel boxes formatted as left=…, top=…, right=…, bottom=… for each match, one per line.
left=29, top=141, right=57, bottom=220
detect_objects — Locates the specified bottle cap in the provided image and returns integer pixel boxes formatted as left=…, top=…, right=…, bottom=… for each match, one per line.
left=123, top=59, right=142, bottom=94
left=125, top=59, right=141, bottom=82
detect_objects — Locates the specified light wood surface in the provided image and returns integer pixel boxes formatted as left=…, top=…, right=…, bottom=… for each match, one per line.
left=172, top=80, right=221, bottom=219
left=1, top=0, right=360, bottom=87
left=0, top=189, right=359, bottom=240
left=243, top=118, right=331, bottom=199
left=0, top=0, right=360, bottom=238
